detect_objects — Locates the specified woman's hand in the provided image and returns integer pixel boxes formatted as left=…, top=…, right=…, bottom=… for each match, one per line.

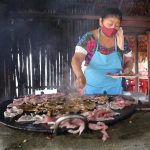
left=74, top=75, right=86, bottom=89
left=123, top=68, right=134, bottom=75
left=116, top=27, right=124, bottom=50
left=123, top=56, right=134, bottom=75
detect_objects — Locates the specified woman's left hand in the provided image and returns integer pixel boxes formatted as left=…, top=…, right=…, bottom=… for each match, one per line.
left=116, top=27, right=124, bottom=50
left=123, top=68, right=134, bottom=75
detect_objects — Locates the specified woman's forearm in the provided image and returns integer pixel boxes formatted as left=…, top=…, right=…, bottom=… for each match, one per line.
left=71, top=55, right=84, bottom=78
left=71, top=53, right=86, bottom=89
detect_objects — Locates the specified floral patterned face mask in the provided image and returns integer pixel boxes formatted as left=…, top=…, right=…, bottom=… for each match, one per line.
left=101, top=25, right=117, bottom=37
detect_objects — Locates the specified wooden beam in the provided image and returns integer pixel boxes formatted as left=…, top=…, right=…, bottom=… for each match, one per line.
left=9, top=12, right=150, bottom=20
left=9, top=13, right=150, bottom=28
left=122, top=20, right=150, bottom=28
left=147, top=32, right=150, bottom=101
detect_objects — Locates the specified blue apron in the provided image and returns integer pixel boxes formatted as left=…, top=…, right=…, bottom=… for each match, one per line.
left=83, top=28, right=122, bottom=95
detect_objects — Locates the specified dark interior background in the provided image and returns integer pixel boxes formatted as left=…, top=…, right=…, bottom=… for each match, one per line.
left=0, top=0, right=150, bottom=99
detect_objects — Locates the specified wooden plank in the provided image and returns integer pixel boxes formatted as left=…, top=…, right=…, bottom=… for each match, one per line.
left=10, top=13, right=150, bottom=28
left=135, top=35, right=139, bottom=92
left=147, top=32, right=150, bottom=101
left=122, top=20, right=150, bottom=28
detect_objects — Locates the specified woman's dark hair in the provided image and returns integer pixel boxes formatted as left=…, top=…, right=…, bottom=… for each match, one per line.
left=101, top=8, right=122, bottom=21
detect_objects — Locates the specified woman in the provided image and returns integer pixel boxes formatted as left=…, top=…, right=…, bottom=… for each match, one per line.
left=71, top=8, right=133, bottom=95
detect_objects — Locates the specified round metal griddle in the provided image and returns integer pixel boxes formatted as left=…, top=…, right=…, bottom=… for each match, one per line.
left=0, top=97, right=136, bottom=134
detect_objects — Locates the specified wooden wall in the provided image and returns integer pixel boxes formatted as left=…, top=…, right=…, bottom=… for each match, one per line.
left=0, top=18, right=98, bottom=98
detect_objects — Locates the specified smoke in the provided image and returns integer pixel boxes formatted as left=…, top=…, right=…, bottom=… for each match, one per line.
left=57, top=61, right=76, bottom=94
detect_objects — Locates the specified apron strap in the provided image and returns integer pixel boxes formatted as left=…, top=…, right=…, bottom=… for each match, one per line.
left=96, top=28, right=100, bottom=51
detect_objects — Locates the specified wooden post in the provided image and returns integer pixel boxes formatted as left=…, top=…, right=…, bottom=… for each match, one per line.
left=135, top=35, right=139, bottom=92
left=147, top=32, right=150, bottom=101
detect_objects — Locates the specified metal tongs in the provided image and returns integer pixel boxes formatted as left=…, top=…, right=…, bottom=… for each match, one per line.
left=53, top=114, right=88, bottom=135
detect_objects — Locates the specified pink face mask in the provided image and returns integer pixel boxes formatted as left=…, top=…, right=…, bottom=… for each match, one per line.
left=101, top=26, right=117, bottom=37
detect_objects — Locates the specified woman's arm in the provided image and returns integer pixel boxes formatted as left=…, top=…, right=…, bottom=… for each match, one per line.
left=71, top=53, right=86, bottom=89
left=116, top=27, right=134, bottom=74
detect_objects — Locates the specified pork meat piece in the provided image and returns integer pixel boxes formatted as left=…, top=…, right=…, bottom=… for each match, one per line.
left=88, top=122, right=109, bottom=142
left=4, top=106, right=23, bottom=118
left=68, top=119, right=85, bottom=135
left=110, top=98, right=135, bottom=110
left=16, top=114, right=37, bottom=123
left=25, top=95, right=44, bottom=105
left=87, top=109, right=119, bottom=121
left=59, top=120, right=77, bottom=129
left=7, top=98, right=24, bottom=108
left=33, top=115, right=56, bottom=124
left=59, top=118, right=85, bottom=135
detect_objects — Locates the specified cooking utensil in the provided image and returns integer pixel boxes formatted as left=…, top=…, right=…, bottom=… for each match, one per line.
left=105, top=74, right=141, bottom=79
